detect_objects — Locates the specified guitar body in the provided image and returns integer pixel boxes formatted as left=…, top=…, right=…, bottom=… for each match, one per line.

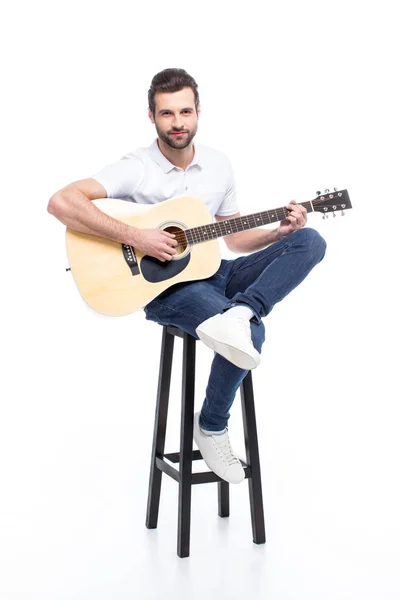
left=65, top=195, right=221, bottom=316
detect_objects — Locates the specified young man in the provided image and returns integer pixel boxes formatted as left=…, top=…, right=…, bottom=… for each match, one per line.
left=48, top=68, right=326, bottom=485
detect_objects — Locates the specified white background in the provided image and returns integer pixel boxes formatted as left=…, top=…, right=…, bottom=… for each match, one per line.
left=1, top=1, right=399, bottom=599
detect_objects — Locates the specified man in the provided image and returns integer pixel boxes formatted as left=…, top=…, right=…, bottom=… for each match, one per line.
left=48, top=68, right=326, bottom=485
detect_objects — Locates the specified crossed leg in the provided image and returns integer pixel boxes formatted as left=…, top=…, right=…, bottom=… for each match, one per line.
left=144, top=277, right=265, bottom=431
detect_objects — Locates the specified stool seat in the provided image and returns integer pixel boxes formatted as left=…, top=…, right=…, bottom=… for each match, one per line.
left=145, top=325, right=266, bottom=558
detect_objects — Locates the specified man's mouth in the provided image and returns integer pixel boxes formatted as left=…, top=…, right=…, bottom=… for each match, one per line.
left=170, top=131, right=187, bottom=136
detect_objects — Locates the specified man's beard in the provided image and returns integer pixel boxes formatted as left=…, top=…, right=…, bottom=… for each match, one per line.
left=155, top=122, right=197, bottom=150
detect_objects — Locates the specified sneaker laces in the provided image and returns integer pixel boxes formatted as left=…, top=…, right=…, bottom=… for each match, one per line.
left=237, top=316, right=252, bottom=343
left=213, top=432, right=242, bottom=467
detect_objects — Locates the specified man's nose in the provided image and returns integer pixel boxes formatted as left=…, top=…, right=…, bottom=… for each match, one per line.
left=172, top=114, right=184, bottom=129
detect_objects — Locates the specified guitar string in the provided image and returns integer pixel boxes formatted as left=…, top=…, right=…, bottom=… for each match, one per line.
left=166, top=197, right=345, bottom=246
left=170, top=206, right=295, bottom=245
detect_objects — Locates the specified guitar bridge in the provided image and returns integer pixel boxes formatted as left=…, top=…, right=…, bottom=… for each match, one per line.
left=122, top=244, right=140, bottom=276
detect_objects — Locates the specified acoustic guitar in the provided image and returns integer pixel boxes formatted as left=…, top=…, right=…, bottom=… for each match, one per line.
left=65, top=189, right=352, bottom=316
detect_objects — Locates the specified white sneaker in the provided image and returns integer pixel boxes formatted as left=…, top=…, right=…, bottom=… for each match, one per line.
left=195, top=313, right=261, bottom=370
left=193, top=412, right=245, bottom=484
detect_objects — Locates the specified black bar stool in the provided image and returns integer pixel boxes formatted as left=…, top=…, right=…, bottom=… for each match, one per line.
left=145, top=325, right=266, bottom=558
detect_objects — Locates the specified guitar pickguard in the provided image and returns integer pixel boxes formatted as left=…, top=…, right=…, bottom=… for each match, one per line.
left=140, top=253, right=191, bottom=283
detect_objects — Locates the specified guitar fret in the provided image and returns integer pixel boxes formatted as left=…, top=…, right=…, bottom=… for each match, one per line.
left=189, top=228, right=197, bottom=243
left=185, top=201, right=314, bottom=245
left=224, top=220, right=233, bottom=235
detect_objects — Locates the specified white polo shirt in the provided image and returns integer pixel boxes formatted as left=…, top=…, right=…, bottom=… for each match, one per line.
left=91, top=138, right=239, bottom=218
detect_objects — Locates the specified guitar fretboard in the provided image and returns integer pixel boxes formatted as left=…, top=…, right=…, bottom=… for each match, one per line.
left=185, top=201, right=314, bottom=245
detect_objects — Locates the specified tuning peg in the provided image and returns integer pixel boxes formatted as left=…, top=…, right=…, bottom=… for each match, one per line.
left=316, top=191, right=321, bottom=196
left=334, top=187, right=338, bottom=192
left=341, top=210, right=345, bottom=216
left=324, top=188, right=330, bottom=193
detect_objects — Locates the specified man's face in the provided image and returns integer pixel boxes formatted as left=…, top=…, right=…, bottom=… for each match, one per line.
left=149, top=87, right=200, bottom=150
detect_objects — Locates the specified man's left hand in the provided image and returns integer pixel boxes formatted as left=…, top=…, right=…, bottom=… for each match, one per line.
left=276, top=200, right=307, bottom=238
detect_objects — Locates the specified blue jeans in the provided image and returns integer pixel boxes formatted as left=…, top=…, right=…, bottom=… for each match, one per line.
left=144, top=227, right=326, bottom=432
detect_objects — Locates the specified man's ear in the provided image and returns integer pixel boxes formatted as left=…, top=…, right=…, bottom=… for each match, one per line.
left=148, top=110, right=155, bottom=124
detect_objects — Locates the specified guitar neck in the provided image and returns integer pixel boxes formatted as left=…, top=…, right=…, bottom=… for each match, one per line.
left=185, top=201, right=314, bottom=245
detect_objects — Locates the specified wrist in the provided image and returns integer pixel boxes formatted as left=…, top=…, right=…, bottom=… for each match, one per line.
left=125, top=225, right=141, bottom=246
left=272, top=227, right=285, bottom=242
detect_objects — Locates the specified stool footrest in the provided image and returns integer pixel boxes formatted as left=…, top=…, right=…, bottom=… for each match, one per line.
left=155, top=453, right=251, bottom=484
left=164, top=449, right=203, bottom=463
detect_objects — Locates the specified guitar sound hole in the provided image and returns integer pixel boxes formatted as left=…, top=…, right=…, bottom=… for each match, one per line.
left=163, top=225, right=188, bottom=257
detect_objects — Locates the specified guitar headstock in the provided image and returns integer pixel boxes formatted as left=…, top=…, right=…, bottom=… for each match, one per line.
left=312, top=188, right=352, bottom=218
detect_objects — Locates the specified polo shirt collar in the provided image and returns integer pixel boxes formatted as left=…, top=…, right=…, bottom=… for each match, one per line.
left=150, top=138, right=203, bottom=173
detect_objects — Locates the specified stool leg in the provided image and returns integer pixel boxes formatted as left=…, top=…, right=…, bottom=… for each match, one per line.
left=218, top=481, right=230, bottom=517
left=240, top=371, right=266, bottom=544
left=145, top=327, right=174, bottom=530
left=177, top=333, right=196, bottom=558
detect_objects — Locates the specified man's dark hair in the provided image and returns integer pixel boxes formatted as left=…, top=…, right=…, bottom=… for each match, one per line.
left=148, top=68, right=200, bottom=115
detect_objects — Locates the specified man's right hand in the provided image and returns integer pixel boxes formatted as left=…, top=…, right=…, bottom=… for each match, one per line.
left=131, top=228, right=178, bottom=262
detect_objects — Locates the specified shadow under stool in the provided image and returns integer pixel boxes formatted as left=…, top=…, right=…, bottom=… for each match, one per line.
left=145, top=324, right=266, bottom=558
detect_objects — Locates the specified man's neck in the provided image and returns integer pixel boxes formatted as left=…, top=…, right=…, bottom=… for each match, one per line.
left=157, top=138, right=194, bottom=171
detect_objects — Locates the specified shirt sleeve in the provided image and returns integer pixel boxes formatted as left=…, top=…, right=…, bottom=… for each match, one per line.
left=215, top=159, right=240, bottom=216
left=91, top=152, right=144, bottom=199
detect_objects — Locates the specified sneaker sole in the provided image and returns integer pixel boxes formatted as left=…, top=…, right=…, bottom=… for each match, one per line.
left=196, top=327, right=260, bottom=370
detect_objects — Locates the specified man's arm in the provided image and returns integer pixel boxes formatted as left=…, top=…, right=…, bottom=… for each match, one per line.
left=48, top=178, right=136, bottom=243
left=47, top=178, right=178, bottom=262
left=216, top=201, right=308, bottom=253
